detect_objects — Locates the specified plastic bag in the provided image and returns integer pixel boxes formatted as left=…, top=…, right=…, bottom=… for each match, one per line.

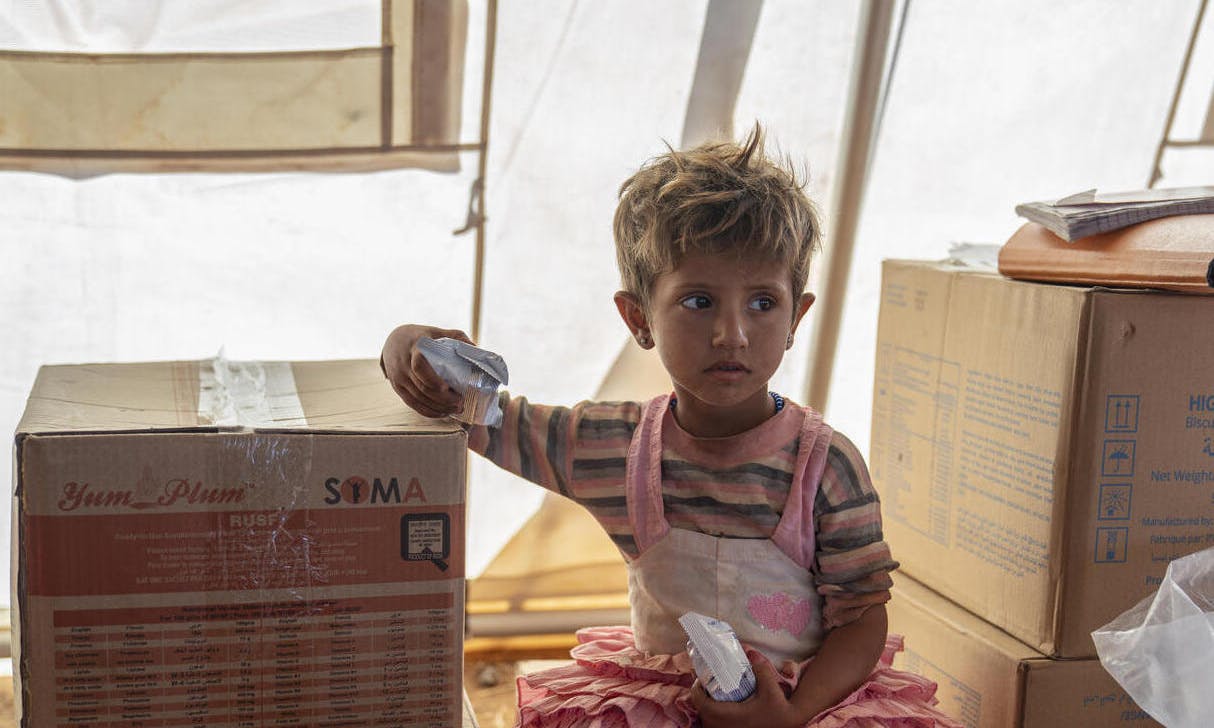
left=416, top=337, right=509, bottom=427
left=679, top=612, right=756, bottom=702
left=1092, top=545, right=1214, bottom=728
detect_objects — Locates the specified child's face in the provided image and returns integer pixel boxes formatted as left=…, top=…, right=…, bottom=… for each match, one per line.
left=617, top=250, right=814, bottom=432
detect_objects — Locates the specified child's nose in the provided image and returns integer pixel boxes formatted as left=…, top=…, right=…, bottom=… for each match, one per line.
left=712, top=311, right=748, bottom=349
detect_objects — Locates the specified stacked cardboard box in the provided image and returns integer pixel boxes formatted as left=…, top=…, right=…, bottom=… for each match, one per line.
left=888, top=576, right=1158, bottom=727
left=13, top=359, right=467, bottom=728
left=873, top=260, right=1214, bottom=725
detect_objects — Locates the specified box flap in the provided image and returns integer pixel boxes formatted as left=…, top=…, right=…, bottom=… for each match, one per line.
left=16, top=359, right=460, bottom=436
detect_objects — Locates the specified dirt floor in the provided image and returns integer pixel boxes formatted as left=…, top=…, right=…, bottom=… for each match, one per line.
left=465, top=658, right=575, bottom=727
left=464, top=660, right=523, bottom=728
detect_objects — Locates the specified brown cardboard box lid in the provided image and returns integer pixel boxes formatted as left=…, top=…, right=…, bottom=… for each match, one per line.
left=16, top=359, right=458, bottom=435
left=998, top=217, right=1214, bottom=293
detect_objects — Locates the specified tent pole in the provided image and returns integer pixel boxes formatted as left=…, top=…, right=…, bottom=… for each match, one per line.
left=471, top=0, right=499, bottom=342
left=803, top=0, right=896, bottom=412
left=680, top=0, right=763, bottom=148
left=1146, top=0, right=1208, bottom=188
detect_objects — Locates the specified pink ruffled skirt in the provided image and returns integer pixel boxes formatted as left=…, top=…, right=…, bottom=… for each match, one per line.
left=514, top=627, right=962, bottom=728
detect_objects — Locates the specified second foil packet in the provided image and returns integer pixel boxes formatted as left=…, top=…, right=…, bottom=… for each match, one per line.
left=679, top=612, right=756, bottom=702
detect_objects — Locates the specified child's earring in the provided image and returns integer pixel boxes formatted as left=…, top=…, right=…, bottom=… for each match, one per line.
left=637, top=331, right=652, bottom=348
left=786, top=333, right=794, bottom=349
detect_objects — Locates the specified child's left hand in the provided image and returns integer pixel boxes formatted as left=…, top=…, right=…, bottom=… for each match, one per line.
left=689, top=652, right=805, bottom=728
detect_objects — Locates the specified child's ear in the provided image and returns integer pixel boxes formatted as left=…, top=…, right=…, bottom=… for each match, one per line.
left=787, top=293, right=816, bottom=348
left=613, top=291, right=654, bottom=349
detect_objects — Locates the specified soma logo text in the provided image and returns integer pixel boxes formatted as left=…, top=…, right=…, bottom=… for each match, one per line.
left=323, top=476, right=427, bottom=505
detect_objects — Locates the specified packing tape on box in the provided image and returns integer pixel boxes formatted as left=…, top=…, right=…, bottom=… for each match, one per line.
left=198, top=356, right=308, bottom=427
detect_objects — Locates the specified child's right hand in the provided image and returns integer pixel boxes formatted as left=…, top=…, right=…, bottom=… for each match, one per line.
left=690, top=652, right=801, bottom=728
left=381, top=324, right=474, bottom=418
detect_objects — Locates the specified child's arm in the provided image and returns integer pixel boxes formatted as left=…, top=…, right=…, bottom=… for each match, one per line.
left=780, top=604, right=888, bottom=724
left=691, top=604, right=888, bottom=728
left=382, top=324, right=641, bottom=516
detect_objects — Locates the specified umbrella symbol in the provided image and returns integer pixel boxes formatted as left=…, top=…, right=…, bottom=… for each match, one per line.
left=1107, top=445, right=1131, bottom=473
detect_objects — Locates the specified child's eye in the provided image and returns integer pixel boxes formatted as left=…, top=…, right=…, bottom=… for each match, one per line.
left=680, top=295, right=712, bottom=310
left=749, top=296, right=776, bottom=311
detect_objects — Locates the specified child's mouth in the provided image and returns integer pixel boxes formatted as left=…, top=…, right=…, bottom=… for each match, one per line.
left=705, top=362, right=750, bottom=379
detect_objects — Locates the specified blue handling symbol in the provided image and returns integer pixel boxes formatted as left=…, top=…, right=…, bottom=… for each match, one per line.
left=1105, top=395, right=1139, bottom=433
left=1106, top=530, right=1118, bottom=561
left=1104, top=490, right=1127, bottom=518
left=1108, top=445, right=1131, bottom=473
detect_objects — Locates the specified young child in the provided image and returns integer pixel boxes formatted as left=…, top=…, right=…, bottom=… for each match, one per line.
left=381, top=127, right=960, bottom=728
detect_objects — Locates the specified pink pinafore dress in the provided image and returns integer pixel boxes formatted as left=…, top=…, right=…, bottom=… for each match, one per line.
left=515, top=395, right=961, bottom=728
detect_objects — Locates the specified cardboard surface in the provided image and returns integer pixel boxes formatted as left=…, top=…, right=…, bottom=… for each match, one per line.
left=888, top=576, right=1160, bottom=727
left=13, top=359, right=467, bottom=727
left=872, top=260, right=1214, bottom=656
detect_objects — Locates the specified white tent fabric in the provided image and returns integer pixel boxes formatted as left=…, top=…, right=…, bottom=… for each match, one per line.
left=826, top=0, right=1209, bottom=448
left=0, top=0, right=469, bottom=173
left=2, top=0, right=1212, bottom=610
left=0, top=1, right=381, bottom=53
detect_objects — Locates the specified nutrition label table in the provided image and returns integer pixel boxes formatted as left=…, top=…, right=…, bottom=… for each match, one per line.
left=52, top=593, right=459, bottom=727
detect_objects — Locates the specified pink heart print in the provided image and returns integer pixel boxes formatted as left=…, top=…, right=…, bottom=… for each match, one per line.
left=747, top=592, right=813, bottom=636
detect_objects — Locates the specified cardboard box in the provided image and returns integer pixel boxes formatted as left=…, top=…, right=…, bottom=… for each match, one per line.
left=888, top=576, right=1160, bottom=727
left=13, top=359, right=467, bottom=728
left=871, top=260, right=1214, bottom=657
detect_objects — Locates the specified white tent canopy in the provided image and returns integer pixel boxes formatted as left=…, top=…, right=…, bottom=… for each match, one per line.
left=2, top=0, right=1212, bottom=611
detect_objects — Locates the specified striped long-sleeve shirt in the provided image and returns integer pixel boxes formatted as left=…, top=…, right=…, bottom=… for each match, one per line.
left=468, top=393, right=898, bottom=628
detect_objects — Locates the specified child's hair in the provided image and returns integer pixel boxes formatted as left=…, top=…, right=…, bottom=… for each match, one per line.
left=613, top=123, right=822, bottom=308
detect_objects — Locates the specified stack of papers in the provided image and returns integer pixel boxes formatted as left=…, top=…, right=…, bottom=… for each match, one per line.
left=1015, top=186, right=1214, bottom=241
